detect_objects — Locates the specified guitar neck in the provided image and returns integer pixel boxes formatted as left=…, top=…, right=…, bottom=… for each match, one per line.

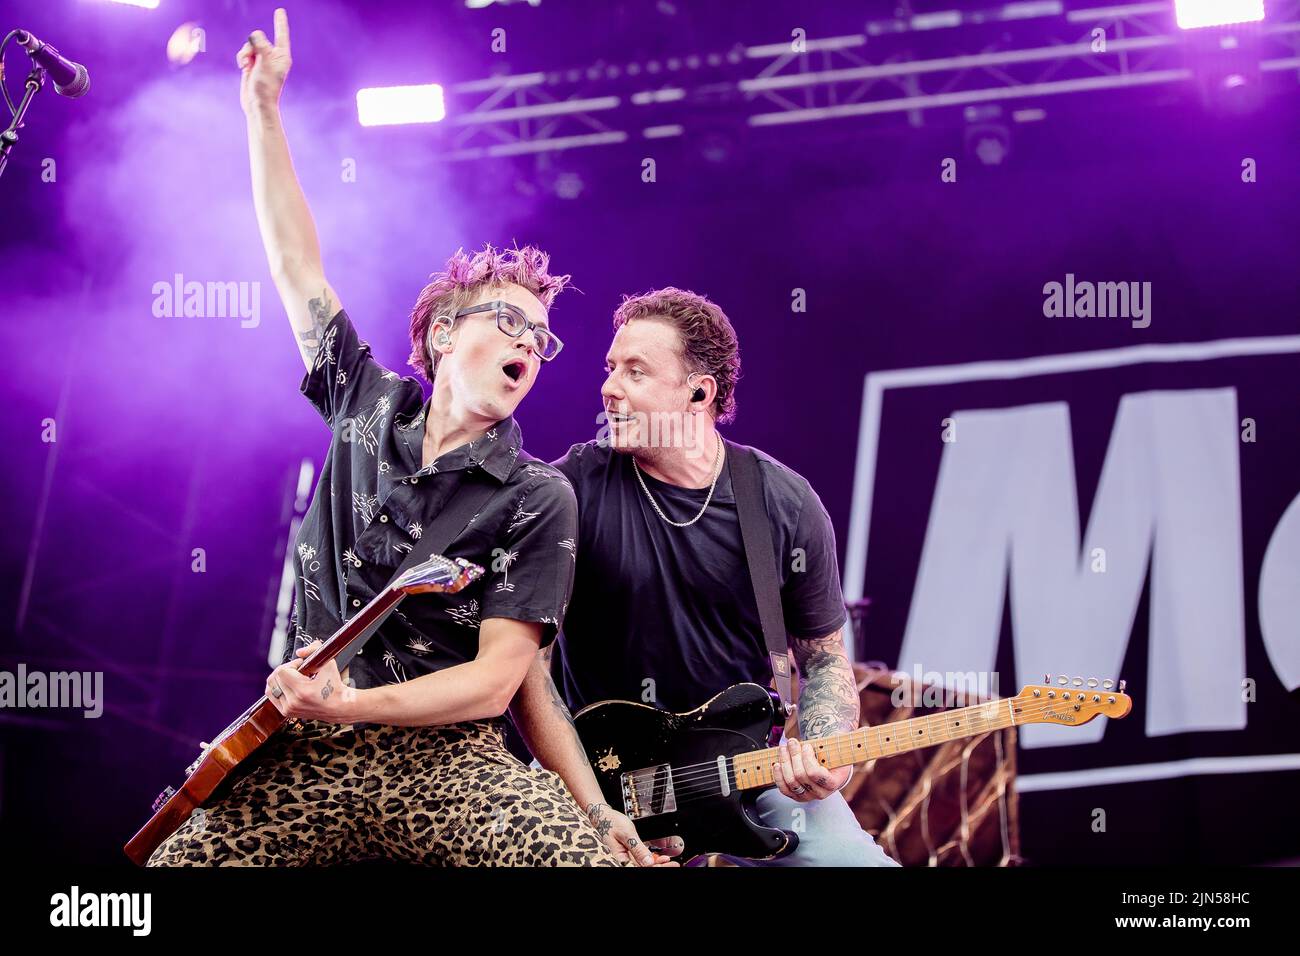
left=300, top=587, right=407, bottom=677
left=732, top=697, right=1018, bottom=791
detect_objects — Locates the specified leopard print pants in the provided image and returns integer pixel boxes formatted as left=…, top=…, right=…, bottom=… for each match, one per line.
left=146, top=717, right=623, bottom=867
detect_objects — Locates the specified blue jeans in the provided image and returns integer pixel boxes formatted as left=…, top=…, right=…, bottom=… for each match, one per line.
left=746, top=786, right=900, bottom=867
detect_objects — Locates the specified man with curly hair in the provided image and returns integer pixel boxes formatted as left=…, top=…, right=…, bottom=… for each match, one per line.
left=147, top=8, right=651, bottom=867
left=511, top=287, right=902, bottom=867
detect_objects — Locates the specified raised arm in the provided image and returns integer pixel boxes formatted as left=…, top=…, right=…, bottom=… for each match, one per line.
left=237, top=7, right=343, bottom=370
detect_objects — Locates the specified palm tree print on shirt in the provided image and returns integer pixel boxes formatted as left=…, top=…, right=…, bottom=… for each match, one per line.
left=297, top=542, right=322, bottom=601
left=350, top=395, right=391, bottom=456
left=382, top=650, right=409, bottom=683
left=353, top=492, right=380, bottom=524
left=507, top=504, right=540, bottom=534
left=313, top=325, right=338, bottom=370
left=495, top=549, right=519, bottom=593
left=521, top=464, right=559, bottom=482
left=447, top=599, right=481, bottom=629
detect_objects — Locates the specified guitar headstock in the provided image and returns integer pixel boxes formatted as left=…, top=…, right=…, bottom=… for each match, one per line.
left=1014, top=675, right=1132, bottom=726
left=395, top=555, right=484, bottom=595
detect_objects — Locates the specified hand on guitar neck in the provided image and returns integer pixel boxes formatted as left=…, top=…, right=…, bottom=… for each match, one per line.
left=264, top=640, right=360, bottom=724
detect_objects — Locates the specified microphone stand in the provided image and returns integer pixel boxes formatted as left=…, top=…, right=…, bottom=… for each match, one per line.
left=0, top=36, right=48, bottom=180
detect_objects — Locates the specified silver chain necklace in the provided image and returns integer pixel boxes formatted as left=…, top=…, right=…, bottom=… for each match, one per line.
left=632, top=435, right=724, bottom=528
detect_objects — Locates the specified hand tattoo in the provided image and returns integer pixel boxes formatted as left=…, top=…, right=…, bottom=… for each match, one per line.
left=586, top=802, right=613, bottom=841
left=321, top=679, right=334, bottom=701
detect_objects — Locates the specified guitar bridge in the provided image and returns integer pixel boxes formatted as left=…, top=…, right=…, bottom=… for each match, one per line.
left=621, top=764, right=677, bottom=821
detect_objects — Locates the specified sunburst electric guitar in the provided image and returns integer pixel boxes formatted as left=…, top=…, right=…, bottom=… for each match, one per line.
left=123, top=554, right=483, bottom=866
left=574, top=676, right=1132, bottom=863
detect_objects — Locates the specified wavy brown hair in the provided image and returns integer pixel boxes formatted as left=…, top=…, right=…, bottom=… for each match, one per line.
left=612, top=287, right=741, bottom=424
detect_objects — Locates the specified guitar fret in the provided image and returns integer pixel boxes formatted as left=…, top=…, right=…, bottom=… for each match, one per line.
left=734, top=698, right=1016, bottom=790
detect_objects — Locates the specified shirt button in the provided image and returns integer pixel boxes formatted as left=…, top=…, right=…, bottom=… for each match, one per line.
left=379, top=515, right=388, bottom=523
left=352, top=599, right=361, bottom=607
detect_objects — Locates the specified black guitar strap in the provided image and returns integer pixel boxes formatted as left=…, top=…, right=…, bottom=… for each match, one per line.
left=333, top=451, right=532, bottom=674
left=727, top=441, right=795, bottom=726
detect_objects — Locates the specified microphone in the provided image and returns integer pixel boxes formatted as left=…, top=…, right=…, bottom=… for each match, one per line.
left=15, top=30, right=90, bottom=99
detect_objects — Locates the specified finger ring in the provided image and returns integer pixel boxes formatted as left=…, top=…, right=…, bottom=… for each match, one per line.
left=791, top=785, right=806, bottom=795
left=270, top=683, right=284, bottom=699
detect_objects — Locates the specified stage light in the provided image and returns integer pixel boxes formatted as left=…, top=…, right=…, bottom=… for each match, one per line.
left=106, top=0, right=161, bottom=8
left=1174, top=0, right=1265, bottom=29
left=166, top=23, right=204, bottom=66
left=965, top=105, right=1011, bottom=163
left=356, top=84, right=446, bottom=127
left=553, top=171, right=583, bottom=200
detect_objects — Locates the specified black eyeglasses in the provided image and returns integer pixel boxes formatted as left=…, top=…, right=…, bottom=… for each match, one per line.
left=455, top=300, right=564, bottom=362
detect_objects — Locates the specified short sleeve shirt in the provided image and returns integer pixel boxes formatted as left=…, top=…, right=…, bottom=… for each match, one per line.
left=289, top=308, right=578, bottom=691
left=552, top=440, right=847, bottom=713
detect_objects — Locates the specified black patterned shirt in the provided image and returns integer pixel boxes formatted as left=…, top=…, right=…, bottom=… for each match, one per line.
left=286, top=308, right=578, bottom=691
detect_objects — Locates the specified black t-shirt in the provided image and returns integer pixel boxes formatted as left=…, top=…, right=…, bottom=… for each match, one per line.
left=289, top=307, right=578, bottom=690
left=552, top=439, right=847, bottom=713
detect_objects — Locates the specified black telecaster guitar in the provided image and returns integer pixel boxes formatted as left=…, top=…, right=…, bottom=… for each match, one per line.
left=574, top=677, right=1131, bottom=863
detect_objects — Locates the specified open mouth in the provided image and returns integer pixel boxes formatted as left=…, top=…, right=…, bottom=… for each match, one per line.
left=502, top=359, right=527, bottom=384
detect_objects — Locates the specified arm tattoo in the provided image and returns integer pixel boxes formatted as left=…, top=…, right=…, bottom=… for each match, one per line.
left=544, top=669, right=577, bottom=733
left=791, top=632, right=859, bottom=740
left=585, top=802, right=613, bottom=841
left=298, top=288, right=334, bottom=362
left=320, top=678, right=334, bottom=701
left=536, top=644, right=577, bottom=731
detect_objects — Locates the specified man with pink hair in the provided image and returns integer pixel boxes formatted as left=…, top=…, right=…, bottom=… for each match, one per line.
left=147, top=9, right=656, bottom=867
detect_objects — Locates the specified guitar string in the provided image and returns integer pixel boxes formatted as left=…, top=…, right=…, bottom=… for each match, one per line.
left=620, top=695, right=1111, bottom=808
left=656, top=694, right=1097, bottom=792
left=646, top=695, right=1096, bottom=811
left=656, top=695, right=1104, bottom=809
left=654, top=693, right=1104, bottom=786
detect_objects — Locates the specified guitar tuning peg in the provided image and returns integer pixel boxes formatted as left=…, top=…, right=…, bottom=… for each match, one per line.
left=1072, top=677, right=1083, bottom=687
left=1118, top=679, right=1127, bottom=694
left=1087, top=678, right=1099, bottom=688
left=1057, top=675, right=1068, bottom=685
left=1044, top=673, right=1052, bottom=683
left=1102, top=679, right=1114, bottom=690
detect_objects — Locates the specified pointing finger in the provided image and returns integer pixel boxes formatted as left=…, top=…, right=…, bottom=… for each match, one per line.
left=274, top=7, right=291, bottom=53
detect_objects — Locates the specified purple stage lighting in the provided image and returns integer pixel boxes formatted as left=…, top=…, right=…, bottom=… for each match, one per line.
left=356, top=84, right=447, bottom=127
left=1175, top=0, right=1265, bottom=28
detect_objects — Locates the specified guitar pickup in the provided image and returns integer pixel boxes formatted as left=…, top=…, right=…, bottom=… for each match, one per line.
left=621, top=764, right=677, bottom=821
